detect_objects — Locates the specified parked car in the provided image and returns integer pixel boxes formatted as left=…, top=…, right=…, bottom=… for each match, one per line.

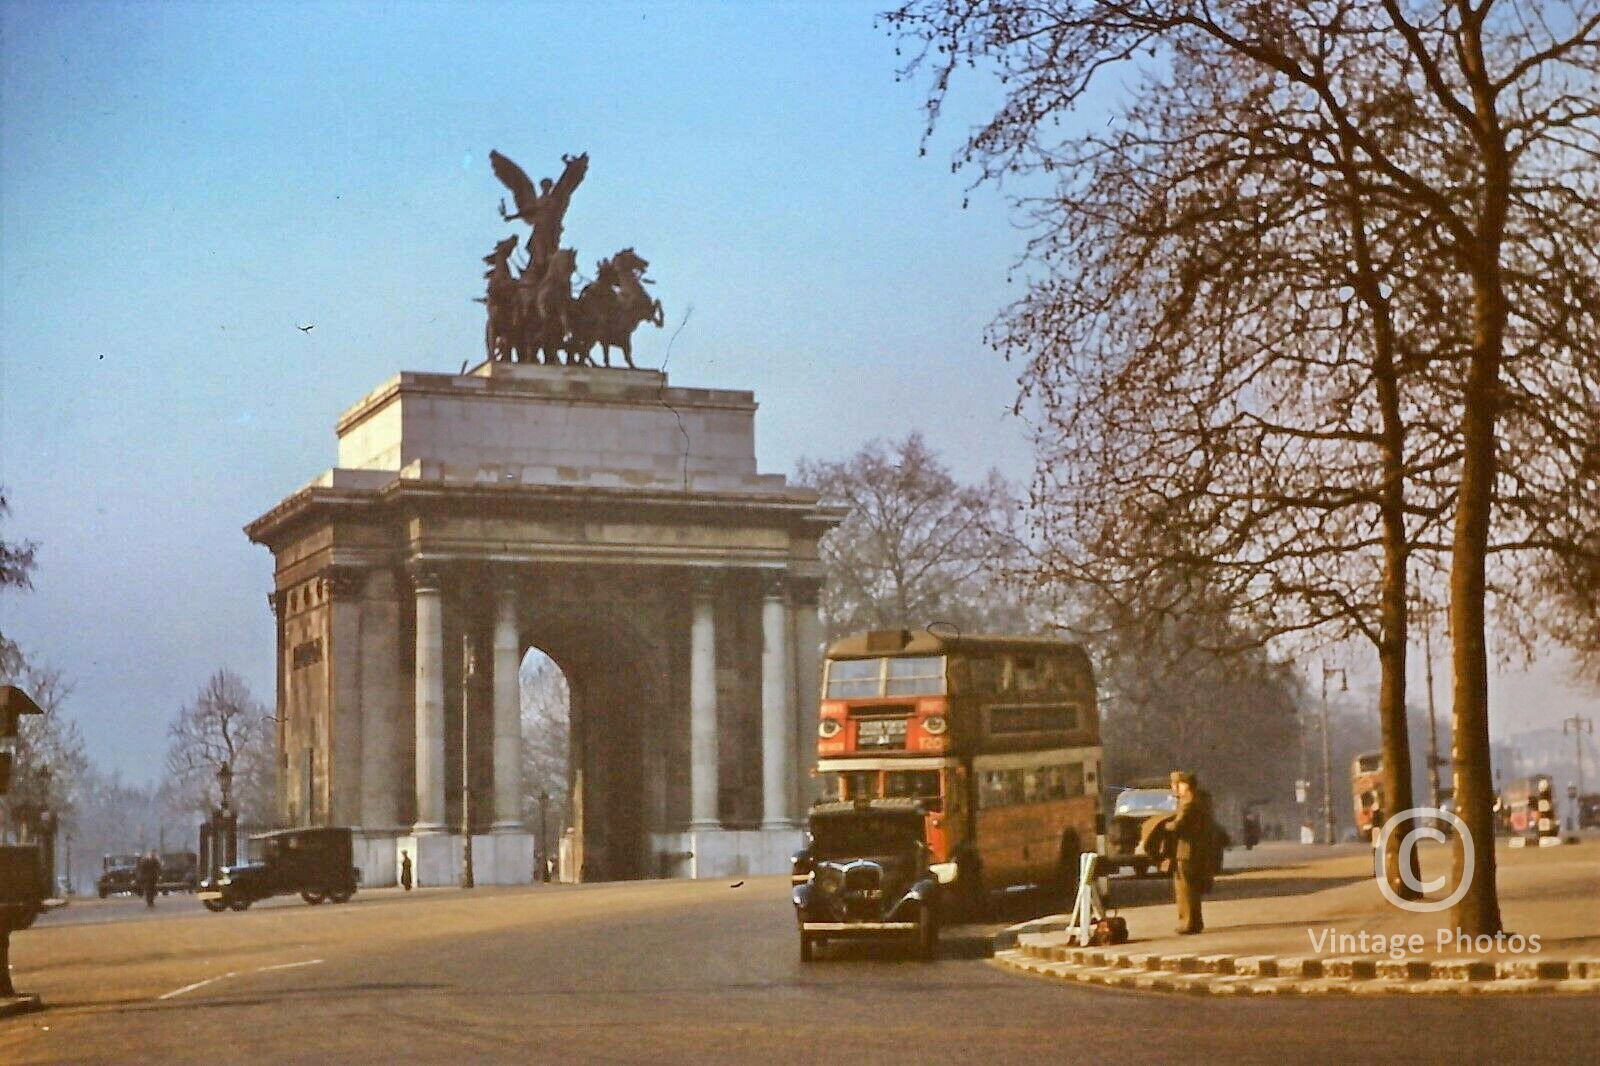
left=96, top=854, right=140, bottom=898
left=198, top=827, right=359, bottom=912
left=790, top=798, right=947, bottom=962
left=158, top=851, right=199, bottom=894
left=1103, top=788, right=1178, bottom=876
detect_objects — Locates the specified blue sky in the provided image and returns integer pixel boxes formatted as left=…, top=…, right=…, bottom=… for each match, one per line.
left=0, top=0, right=1041, bottom=778
left=1, top=0, right=1593, bottom=782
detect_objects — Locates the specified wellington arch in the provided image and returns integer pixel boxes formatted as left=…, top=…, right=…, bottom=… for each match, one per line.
left=246, top=362, right=841, bottom=885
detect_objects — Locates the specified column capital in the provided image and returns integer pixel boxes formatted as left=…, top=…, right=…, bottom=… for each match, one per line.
left=407, top=560, right=445, bottom=594
left=324, top=565, right=367, bottom=600
left=267, top=589, right=287, bottom=617
left=759, top=570, right=788, bottom=601
left=789, top=575, right=823, bottom=608
left=690, top=569, right=720, bottom=601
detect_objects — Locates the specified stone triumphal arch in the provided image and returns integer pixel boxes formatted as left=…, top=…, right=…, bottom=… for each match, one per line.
left=247, top=362, right=840, bottom=885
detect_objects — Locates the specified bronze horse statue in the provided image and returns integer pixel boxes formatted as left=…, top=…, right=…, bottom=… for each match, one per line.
left=531, top=249, right=578, bottom=365
left=478, top=236, right=521, bottom=363
left=568, top=248, right=664, bottom=369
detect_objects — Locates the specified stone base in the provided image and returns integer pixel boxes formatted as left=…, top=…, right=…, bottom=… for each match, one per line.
left=398, top=833, right=458, bottom=889
left=388, top=832, right=537, bottom=887
left=650, top=827, right=803, bottom=880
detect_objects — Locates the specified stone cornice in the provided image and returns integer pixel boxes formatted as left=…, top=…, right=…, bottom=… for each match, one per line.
left=335, top=366, right=760, bottom=441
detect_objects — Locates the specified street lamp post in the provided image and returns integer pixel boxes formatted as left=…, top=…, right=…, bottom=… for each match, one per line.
left=1319, top=661, right=1347, bottom=846
left=539, top=789, right=550, bottom=883
left=462, top=636, right=477, bottom=889
left=1564, top=715, right=1592, bottom=836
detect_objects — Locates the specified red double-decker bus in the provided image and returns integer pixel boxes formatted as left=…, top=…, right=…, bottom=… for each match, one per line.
left=812, top=629, right=1104, bottom=916
left=1351, top=751, right=1385, bottom=841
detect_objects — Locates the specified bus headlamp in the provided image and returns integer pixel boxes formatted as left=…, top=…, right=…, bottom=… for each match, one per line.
left=922, top=714, right=948, bottom=736
left=818, top=719, right=842, bottom=739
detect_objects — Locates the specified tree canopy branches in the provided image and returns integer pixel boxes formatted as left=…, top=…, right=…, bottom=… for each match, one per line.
left=888, top=0, right=1600, bottom=932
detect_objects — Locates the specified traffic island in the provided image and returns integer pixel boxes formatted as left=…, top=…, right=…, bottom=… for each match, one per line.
left=991, top=838, right=1600, bottom=996
left=996, top=938, right=1600, bottom=995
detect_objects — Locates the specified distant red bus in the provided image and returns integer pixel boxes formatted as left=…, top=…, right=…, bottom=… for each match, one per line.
left=1497, top=775, right=1558, bottom=838
left=1351, top=751, right=1384, bottom=841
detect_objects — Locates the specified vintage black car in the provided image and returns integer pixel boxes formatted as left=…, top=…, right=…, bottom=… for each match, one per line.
left=198, top=827, right=359, bottom=912
left=790, top=798, right=947, bottom=962
left=158, top=851, right=199, bottom=894
left=96, top=854, right=140, bottom=898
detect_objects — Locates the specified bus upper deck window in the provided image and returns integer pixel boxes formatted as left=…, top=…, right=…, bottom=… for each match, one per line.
left=886, top=656, right=944, bottom=696
left=827, top=659, right=883, bottom=698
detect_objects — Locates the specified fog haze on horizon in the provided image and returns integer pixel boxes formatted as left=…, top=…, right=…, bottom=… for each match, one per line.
left=1, top=1, right=1593, bottom=785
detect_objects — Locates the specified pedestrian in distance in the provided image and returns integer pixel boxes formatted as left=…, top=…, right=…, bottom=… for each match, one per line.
left=1168, top=770, right=1219, bottom=935
left=400, top=850, right=413, bottom=891
left=136, top=850, right=161, bottom=908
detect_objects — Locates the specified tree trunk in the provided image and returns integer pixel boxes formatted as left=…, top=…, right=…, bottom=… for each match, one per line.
left=1450, top=25, right=1509, bottom=939
left=1448, top=336, right=1502, bottom=936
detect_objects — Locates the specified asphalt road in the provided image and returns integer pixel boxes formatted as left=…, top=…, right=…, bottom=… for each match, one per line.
left=2, top=874, right=1594, bottom=1065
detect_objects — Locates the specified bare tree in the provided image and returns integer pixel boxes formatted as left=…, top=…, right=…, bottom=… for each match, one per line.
left=0, top=490, right=38, bottom=680
left=520, top=653, right=570, bottom=841
left=0, top=662, right=88, bottom=845
left=797, top=433, right=1037, bottom=640
left=889, top=0, right=1600, bottom=935
left=162, top=670, right=276, bottom=825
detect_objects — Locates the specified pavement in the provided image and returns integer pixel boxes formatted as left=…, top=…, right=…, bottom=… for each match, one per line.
left=995, top=835, right=1600, bottom=995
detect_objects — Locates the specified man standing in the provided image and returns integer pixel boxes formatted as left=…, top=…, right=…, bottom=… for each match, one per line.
left=399, top=850, right=413, bottom=892
left=135, top=850, right=161, bottom=908
left=1169, top=771, right=1214, bottom=934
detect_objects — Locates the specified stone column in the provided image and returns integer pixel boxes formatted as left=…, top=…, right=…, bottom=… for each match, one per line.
left=761, top=572, right=794, bottom=830
left=326, top=567, right=366, bottom=826
left=688, top=572, right=720, bottom=831
left=491, top=583, right=523, bottom=830
left=412, top=565, right=447, bottom=833
left=359, top=569, right=401, bottom=830
left=268, top=590, right=289, bottom=825
left=790, top=577, right=824, bottom=817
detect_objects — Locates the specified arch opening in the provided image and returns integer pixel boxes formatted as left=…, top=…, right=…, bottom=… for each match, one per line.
left=519, top=647, right=570, bottom=881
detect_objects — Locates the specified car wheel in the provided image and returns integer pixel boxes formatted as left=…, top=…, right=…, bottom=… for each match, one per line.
left=916, top=903, right=939, bottom=961
left=228, top=897, right=251, bottom=911
left=328, top=888, right=354, bottom=904
left=799, top=932, right=816, bottom=963
left=202, top=898, right=227, bottom=913
left=301, top=889, right=327, bottom=905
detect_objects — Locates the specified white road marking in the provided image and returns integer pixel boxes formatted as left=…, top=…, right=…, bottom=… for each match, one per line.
left=255, top=958, right=324, bottom=973
left=159, top=972, right=237, bottom=1000
left=157, top=959, right=323, bottom=1001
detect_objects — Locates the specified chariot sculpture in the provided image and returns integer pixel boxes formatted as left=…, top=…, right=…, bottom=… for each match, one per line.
left=478, top=150, right=664, bottom=368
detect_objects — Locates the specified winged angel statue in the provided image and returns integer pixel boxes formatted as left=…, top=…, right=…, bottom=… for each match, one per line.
left=478, top=151, right=663, bottom=368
